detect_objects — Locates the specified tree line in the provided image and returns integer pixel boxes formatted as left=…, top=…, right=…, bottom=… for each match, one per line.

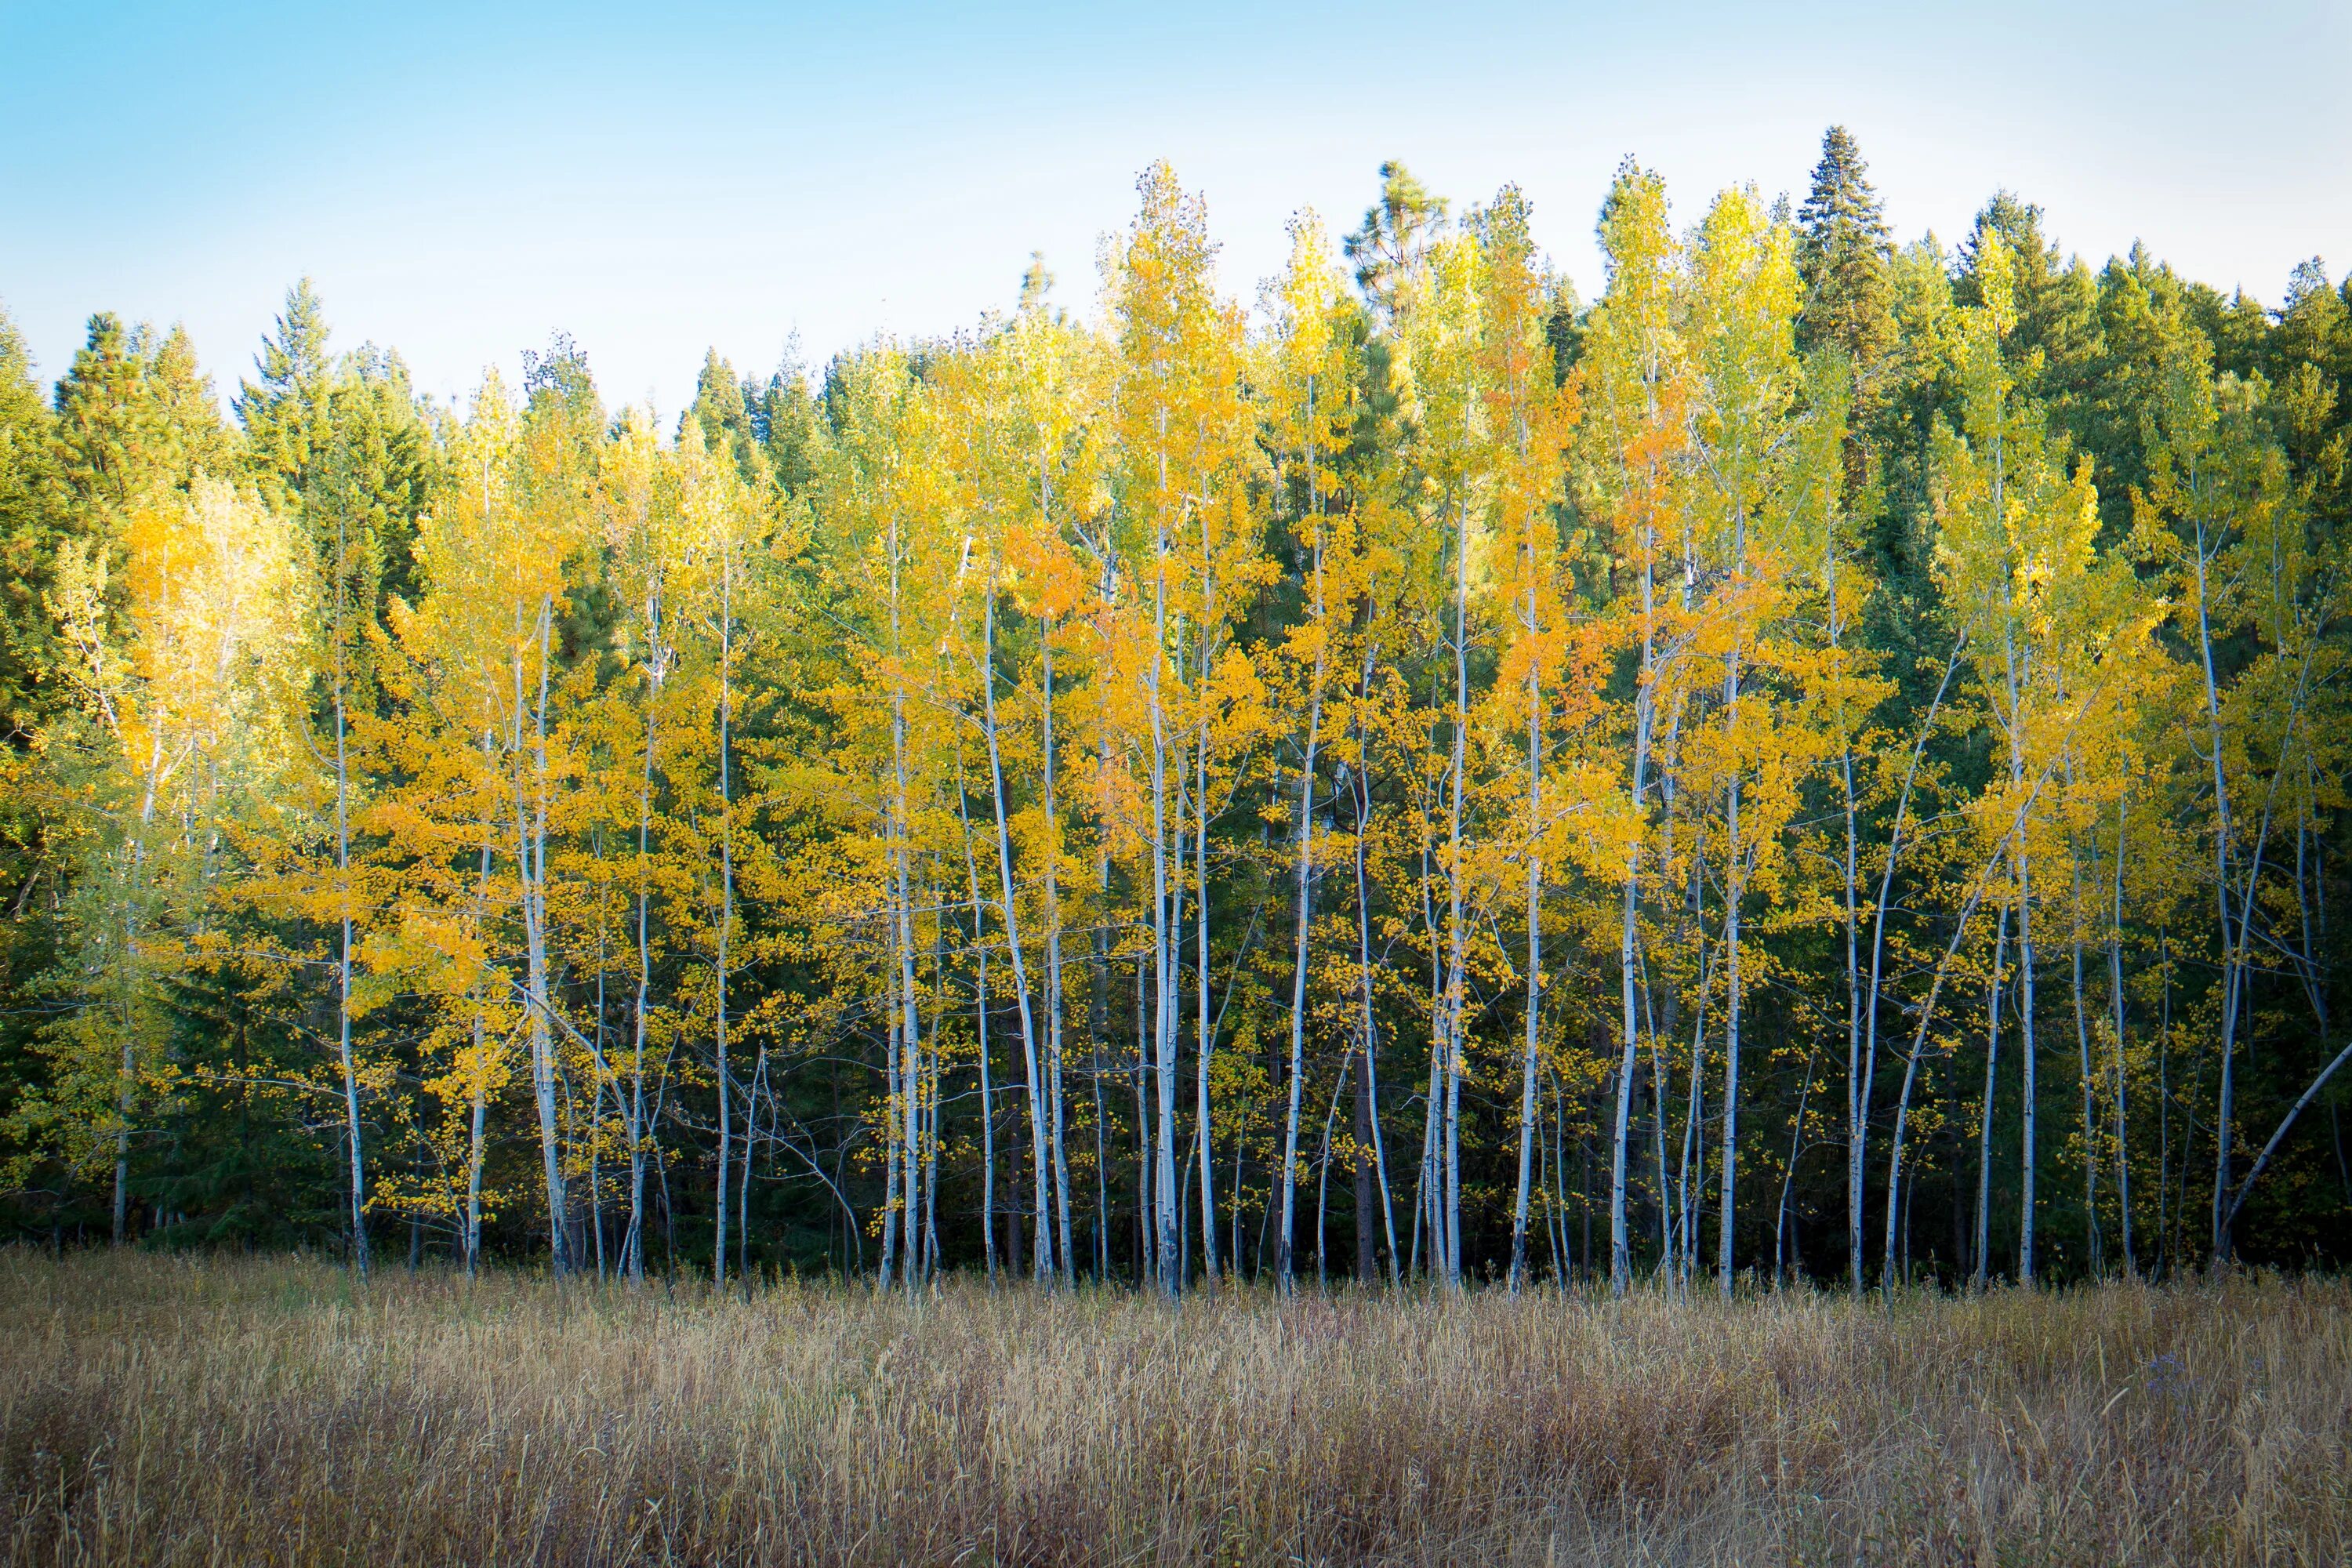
left=3, top=129, right=2349, bottom=1294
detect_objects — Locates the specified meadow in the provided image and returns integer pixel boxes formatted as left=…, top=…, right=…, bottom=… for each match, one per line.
left=1, top=1253, right=2347, bottom=1566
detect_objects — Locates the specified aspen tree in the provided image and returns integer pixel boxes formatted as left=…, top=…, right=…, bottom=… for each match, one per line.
left=1104, top=164, right=1258, bottom=1291
left=1577, top=163, right=1689, bottom=1294
left=1681, top=187, right=1806, bottom=1295
left=2132, top=335, right=2307, bottom=1261
left=1265, top=211, right=1353, bottom=1291
left=1933, top=235, right=2110, bottom=1282
left=1399, top=227, right=1489, bottom=1289
left=49, top=478, right=299, bottom=1245
left=1471, top=188, right=1579, bottom=1294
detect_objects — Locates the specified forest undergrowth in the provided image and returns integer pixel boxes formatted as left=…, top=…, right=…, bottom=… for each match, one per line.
left=1, top=1251, right=2347, bottom=1566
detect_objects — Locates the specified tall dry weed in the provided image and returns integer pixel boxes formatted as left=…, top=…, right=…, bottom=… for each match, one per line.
left=1, top=1253, right=2345, bottom=1565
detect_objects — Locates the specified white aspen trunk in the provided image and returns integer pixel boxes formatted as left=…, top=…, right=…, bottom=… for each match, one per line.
left=1715, top=487, right=1751, bottom=1300
left=110, top=718, right=174, bottom=1247
left=1775, top=1036, right=1820, bottom=1283
left=1194, top=691, right=1218, bottom=1286
left=465, top=794, right=495, bottom=1278
left=1883, top=869, right=1995, bottom=1297
left=1509, top=531, right=1543, bottom=1294
left=2222, top=727, right=2343, bottom=1237
left=1276, top=508, right=1326, bottom=1291
left=1836, top=720, right=1860, bottom=1291
left=1974, top=902, right=2010, bottom=1287
left=1313, top=1056, right=1349, bottom=1289
left=1679, top=925, right=1711, bottom=1294
left=897, top=876, right=921, bottom=1294
left=2006, top=633, right=2040, bottom=1287
left=1442, top=496, right=1470, bottom=1287
left=713, top=544, right=736, bottom=1290
left=1149, top=425, right=1179, bottom=1294
left=980, top=585, right=1053, bottom=1282
left=885, top=502, right=924, bottom=1296
left=519, top=598, right=571, bottom=1277
left=879, top=954, right=901, bottom=1291
left=626, top=582, right=666, bottom=1284
left=920, top=988, right=939, bottom=1279
left=332, top=547, right=368, bottom=1278
left=1135, top=959, right=1155, bottom=1283
left=1352, top=641, right=1399, bottom=1283
left=2068, top=757, right=2100, bottom=1272
left=1716, top=696, right=1744, bottom=1296
left=2191, top=517, right=2241, bottom=1262
left=1415, top=755, right=1442, bottom=1283
left=957, top=760, right=997, bottom=1282
left=1040, top=611, right=1073, bottom=1284
left=1610, top=549, right=1657, bottom=1296
left=2110, top=791, right=2133, bottom=1272
left=1855, top=642, right=1958, bottom=1291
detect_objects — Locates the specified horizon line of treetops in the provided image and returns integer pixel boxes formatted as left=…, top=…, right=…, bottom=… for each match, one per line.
left=2, top=126, right=2349, bottom=1298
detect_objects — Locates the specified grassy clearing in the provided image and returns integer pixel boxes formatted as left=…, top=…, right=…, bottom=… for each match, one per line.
left=0, top=1253, right=2346, bottom=1565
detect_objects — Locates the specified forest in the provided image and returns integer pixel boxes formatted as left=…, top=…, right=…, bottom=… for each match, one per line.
left=2, top=127, right=2349, bottom=1298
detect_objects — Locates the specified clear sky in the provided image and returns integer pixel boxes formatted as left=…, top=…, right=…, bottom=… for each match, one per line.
left=4, top=1, right=2347, bottom=419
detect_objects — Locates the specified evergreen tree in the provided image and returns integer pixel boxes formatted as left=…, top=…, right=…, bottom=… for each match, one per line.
left=0, top=307, right=67, bottom=735
left=1345, top=161, right=1448, bottom=325
left=1795, top=125, right=1894, bottom=365
left=684, top=348, right=759, bottom=483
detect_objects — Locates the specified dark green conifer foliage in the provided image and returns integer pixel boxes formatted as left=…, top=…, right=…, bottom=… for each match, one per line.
left=0, top=307, right=67, bottom=735
left=234, top=279, right=333, bottom=502
left=684, top=347, right=761, bottom=483
left=1796, top=126, right=1894, bottom=366
left=757, top=347, right=825, bottom=502
left=238, top=283, right=434, bottom=608
left=1345, top=161, right=1447, bottom=325
left=53, top=315, right=229, bottom=514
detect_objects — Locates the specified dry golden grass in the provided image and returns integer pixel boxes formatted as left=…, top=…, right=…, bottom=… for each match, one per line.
left=0, top=1253, right=2347, bottom=1566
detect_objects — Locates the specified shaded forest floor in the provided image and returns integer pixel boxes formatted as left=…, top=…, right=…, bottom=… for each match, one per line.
left=1, top=1253, right=2347, bottom=1566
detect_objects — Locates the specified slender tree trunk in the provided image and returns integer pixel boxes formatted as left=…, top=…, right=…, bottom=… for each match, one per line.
left=627, top=595, right=666, bottom=1284
left=333, top=615, right=368, bottom=1277
left=2068, top=758, right=2100, bottom=1273
left=1855, top=643, right=1959, bottom=1290
left=1352, top=641, right=1399, bottom=1283
left=714, top=546, right=739, bottom=1290
left=1195, top=697, right=1218, bottom=1286
left=2005, top=633, right=2040, bottom=1287
left=2110, top=790, right=2133, bottom=1273
left=518, top=598, right=570, bottom=1277
left=880, top=957, right=901, bottom=1291
left=2191, top=520, right=2241, bottom=1263
left=957, top=762, right=996, bottom=1282
left=980, top=586, right=1053, bottom=1282
left=1441, top=496, right=1469, bottom=1288
left=884, top=504, right=924, bottom=1297
left=1716, top=496, right=1750, bottom=1300
left=1886, top=867, right=1998, bottom=1298
left=1510, top=543, right=1544, bottom=1293
left=1610, top=687, right=1652, bottom=1294
left=1276, top=520, right=1326, bottom=1291
left=1149, top=428, right=1178, bottom=1294
left=465, top=811, right=495, bottom=1277
left=1041, top=615, right=1074, bottom=1284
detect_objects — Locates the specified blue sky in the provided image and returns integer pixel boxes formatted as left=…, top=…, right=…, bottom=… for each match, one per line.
left=4, top=2, right=2347, bottom=419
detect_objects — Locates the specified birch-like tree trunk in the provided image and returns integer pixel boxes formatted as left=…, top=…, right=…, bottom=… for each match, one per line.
left=1276, top=495, right=1326, bottom=1291
left=1853, top=641, right=1957, bottom=1290
left=1610, top=536, right=1657, bottom=1296
left=516, top=597, right=571, bottom=1277
left=980, top=583, right=1053, bottom=1282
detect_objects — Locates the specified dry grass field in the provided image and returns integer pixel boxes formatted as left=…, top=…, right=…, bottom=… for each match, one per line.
left=0, top=1252, right=2347, bottom=1566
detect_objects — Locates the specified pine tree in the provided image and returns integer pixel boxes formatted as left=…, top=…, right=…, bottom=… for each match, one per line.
left=1795, top=127, right=1894, bottom=366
